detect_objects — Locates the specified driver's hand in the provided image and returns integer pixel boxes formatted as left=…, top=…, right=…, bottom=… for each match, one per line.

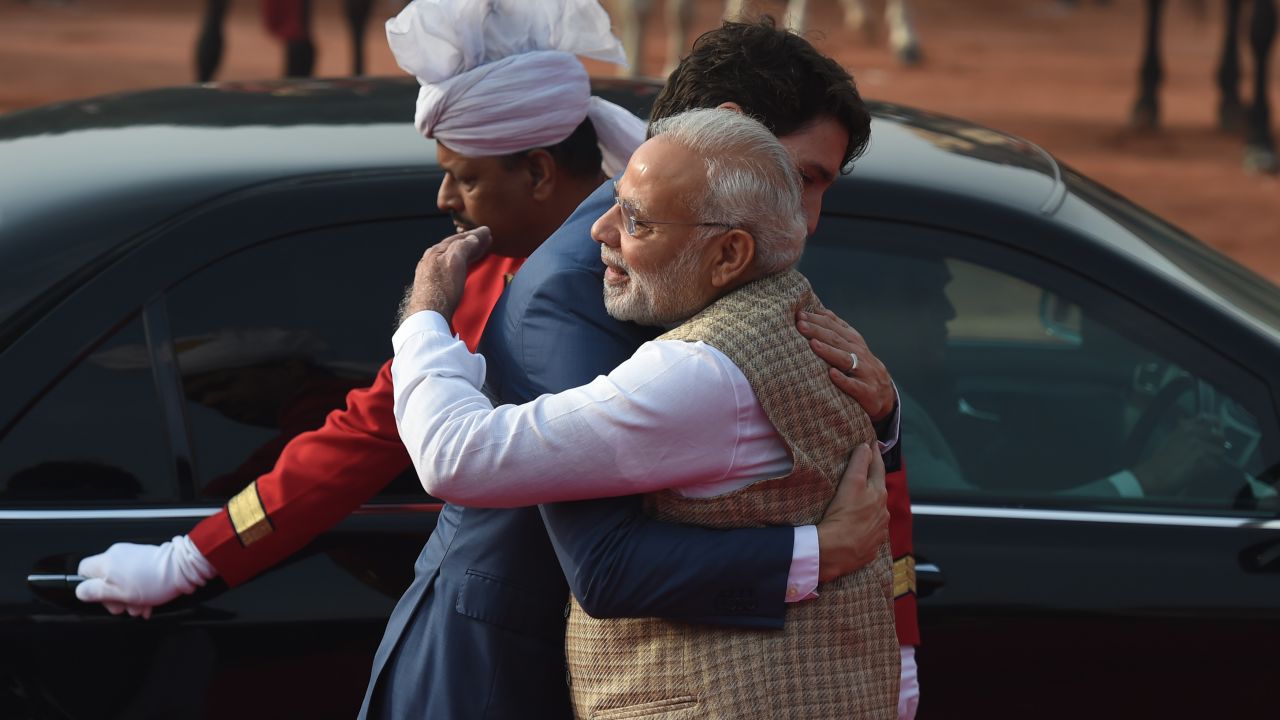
left=1131, top=415, right=1226, bottom=496
left=76, top=535, right=216, bottom=619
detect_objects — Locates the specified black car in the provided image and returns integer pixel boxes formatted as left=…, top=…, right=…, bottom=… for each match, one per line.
left=2, top=77, right=1277, bottom=719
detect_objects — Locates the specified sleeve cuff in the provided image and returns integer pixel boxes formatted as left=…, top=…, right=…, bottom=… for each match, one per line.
left=173, top=534, right=217, bottom=587
left=785, top=525, right=820, bottom=602
left=1106, top=470, right=1145, bottom=498
left=391, top=310, right=453, bottom=353
left=876, top=382, right=902, bottom=455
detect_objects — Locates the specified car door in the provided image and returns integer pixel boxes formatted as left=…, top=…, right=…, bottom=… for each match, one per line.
left=801, top=216, right=1280, bottom=718
left=0, top=170, right=454, bottom=719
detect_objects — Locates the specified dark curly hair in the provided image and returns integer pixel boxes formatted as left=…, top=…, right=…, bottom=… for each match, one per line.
left=650, top=17, right=871, bottom=170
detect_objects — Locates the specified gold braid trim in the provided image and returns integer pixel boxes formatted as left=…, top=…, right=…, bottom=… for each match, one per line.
left=227, top=481, right=274, bottom=547
left=893, top=555, right=917, bottom=598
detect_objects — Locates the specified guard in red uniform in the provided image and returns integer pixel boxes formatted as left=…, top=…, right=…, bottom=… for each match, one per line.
left=889, top=463, right=921, bottom=718
left=76, top=0, right=650, bottom=612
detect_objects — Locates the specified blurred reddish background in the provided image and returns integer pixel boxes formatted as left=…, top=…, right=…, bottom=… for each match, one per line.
left=2, top=0, right=1276, bottom=280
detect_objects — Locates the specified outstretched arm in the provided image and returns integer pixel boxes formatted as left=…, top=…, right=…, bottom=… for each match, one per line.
left=77, top=360, right=413, bottom=614
left=76, top=227, right=519, bottom=617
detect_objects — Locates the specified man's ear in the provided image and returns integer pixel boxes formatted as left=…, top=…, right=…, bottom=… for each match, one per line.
left=709, top=228, right=756, bottom=288
left=716, top=101, right=744, bottom=114
left=523, top=148, right=557, bottom=201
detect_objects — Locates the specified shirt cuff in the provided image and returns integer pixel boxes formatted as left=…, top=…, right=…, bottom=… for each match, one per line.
left=174, top=534, right=217, bottom=586
left=1106, top=470, right=1145, bottom=497
left=785, top=525, right=820, bottom=603
left=392, top=310, right=453, bottom=353
left=873, top=381, right=902, bottom=455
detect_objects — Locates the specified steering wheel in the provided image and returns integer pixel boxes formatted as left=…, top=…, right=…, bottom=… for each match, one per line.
left=1124, top=374, right=1266, bottom=507
left=1121, top=375, right=1197, bottom=468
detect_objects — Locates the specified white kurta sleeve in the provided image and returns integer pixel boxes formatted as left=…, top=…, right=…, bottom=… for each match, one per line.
left=391, top=310, right=754, bottom=508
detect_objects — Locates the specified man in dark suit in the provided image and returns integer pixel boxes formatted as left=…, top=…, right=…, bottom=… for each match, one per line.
left=482, top=17, right=924, bottom=718
left=361, top=17, right=902, bottom=720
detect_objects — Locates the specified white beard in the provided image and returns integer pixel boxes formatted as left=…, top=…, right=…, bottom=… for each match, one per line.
left=602, top=242, right=707, bottom=327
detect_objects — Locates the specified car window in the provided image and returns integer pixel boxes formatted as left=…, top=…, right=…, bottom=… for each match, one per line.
left=163, top=218, right=453, bottom=501
left=802, top=221, right=1279, bottom=516
left=0, top=314, right=175, bottom=504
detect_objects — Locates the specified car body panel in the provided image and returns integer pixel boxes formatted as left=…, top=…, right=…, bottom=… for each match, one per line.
left=3, top=77, right=1279, bottom=718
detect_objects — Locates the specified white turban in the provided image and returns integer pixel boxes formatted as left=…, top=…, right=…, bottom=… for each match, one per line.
left=386, top=0, right=646, bottom=176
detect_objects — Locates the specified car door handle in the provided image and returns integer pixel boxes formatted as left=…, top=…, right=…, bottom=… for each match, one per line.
left=26, top=569, right=103, bottom=613
left=26, top=573, right=86, bottom=590
left=27, top=567, right=230, bottom=619
left=1240, top=538, right=1280, bottom=573
left=26, top=554, right=90, bottom=608
left=916, top=562, right=944, bottom=598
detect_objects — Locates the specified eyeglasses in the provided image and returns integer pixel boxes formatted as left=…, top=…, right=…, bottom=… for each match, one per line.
left=611, top=182, right=732, bottom=237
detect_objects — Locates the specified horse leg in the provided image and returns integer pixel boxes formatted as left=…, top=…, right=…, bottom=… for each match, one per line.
left=783, top=0, right=809, bottom=33
left=1132, top=0, right=1165, bottom=130
left=345, top=0, right=375, bottom=76
left=284, top=0, right=316, bottom=78
left=1244, top=0, right=1278, bottom=172
left=1217, top=0, right=1245, bottom=132
left=665, top=0, right=694, bottom=76
left=886, top=0, right=922, bottom=65
left=195, top=0, right=230, bottom=82
left=841, top=0, right=870, bottom=32
left=604, top=0, right=642, bottom=77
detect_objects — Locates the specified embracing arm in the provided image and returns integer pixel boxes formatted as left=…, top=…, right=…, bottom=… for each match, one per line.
left=542, top=495, right=792, bottom=627
left=542, top=444, right=888, bottom=625
left=392, top=312, right=760, bottom=507
left=399, top=215, right=893, bottom=626
left=496, top=265, right=889, bottom=625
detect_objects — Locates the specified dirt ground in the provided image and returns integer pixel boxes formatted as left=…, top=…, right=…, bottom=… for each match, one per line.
left=2, top=0, right=1277, bottom=281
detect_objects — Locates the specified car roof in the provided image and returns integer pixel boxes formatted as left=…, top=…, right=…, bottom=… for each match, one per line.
left=0, top=78, right=668, bottom=333
left=4, top=76, right=1276, bottom=349
left=0, top=77, right=1059, bottom=327
left=0, top=78, right=1064, bottom=241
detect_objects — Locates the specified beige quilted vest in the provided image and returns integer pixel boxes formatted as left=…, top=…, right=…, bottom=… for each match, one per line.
left=565, top=269, right=899, bottom=720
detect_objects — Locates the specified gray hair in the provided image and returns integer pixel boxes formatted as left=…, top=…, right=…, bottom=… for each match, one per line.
left=648, top=108, right=807, bottom=273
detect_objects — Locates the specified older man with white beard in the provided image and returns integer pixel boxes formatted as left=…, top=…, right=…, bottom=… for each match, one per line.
left=392, top=107, right=899, bottom=719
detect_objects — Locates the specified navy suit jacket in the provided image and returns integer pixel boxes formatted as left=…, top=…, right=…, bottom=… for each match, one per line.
left=359, top=181, right=794, bottom=719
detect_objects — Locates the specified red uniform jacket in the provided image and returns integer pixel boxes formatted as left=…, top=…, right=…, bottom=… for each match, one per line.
left=887, top=463, right=920, bottom=646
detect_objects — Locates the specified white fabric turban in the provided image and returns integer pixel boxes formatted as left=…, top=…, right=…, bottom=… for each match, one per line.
left=386, top=0, right=646, bottom=176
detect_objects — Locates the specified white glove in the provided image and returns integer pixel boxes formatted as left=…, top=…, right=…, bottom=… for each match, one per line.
left=75, top=535, right=217, bottom=619
left=898, top=644, right=920, bottom=720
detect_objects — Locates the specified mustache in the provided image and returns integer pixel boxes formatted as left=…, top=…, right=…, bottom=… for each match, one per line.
left=450, top=212, right=476, bottom=231
left=600, top=247, right=628, bottom=272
